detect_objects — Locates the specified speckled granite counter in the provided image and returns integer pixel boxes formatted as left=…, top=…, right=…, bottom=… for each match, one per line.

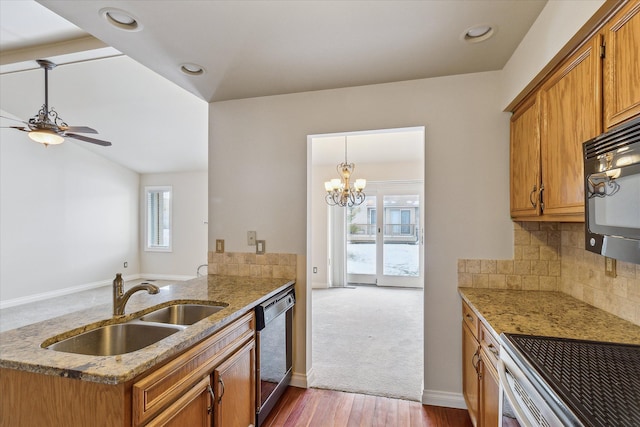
left=0, top=275, right=294, bottom=384
left=458, top=287, right=640, bottom=345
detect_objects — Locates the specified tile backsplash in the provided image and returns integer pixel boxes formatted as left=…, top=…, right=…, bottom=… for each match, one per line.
left=208, top=251, right=297, bottom=280
left=459, top=221, right=640, bottom=325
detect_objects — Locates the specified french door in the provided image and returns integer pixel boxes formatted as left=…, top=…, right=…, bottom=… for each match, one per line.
left=346, top=181, right=423, bottom=288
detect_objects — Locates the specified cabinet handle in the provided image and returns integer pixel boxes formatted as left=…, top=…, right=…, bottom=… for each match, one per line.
left=207, top=384, right=215, bottom=415
left=218, top=377, right=225, bottom=403
left=471, top=349, right=480, bottom=375
left=465, top=314, right=474, bottom=323
left=540, top=184, right=545, bottom=211
left=529, top=185, right=537, bottom=208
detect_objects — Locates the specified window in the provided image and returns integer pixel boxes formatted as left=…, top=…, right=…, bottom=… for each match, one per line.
left=145, top=186, right=172, bottom=251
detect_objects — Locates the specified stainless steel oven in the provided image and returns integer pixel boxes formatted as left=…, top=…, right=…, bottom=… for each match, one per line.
left=254, top=286, right=295, bottom=426
left=583, top=115, right=640, bottom=264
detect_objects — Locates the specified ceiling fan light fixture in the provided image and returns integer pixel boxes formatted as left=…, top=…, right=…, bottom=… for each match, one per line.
left=180, top=63, right=205, bottom=76
left=100, top=8, right=142, bottom=32
left=28, top=129, right=64, bottom=145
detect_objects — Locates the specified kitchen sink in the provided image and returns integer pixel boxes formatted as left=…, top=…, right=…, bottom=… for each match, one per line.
left=46, top=323, right=183, bottom=356
left=139, top=303, right=227, bottom=326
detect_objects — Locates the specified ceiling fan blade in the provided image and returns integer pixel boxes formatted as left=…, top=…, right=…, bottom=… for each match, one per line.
left=0, top=126, right=29, bottom=132
left=60, top=125, right=98, bottom=134
left=65, top=133, right=112, bottom=147
left=0, top=115, right=29, bottom=126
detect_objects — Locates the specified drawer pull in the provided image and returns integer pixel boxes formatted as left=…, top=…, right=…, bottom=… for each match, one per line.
left=471, top=349, right=480, bottom=374
left=465, top=314, right=474, bottom=322
left=218, top=377, right=225, bottom=403
left=207, top=384, right=215, bottom=414
left=487, top=343, right=499, bottom=358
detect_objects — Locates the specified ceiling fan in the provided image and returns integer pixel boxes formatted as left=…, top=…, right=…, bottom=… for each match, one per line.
left=0, top=59, right=112, bottom=147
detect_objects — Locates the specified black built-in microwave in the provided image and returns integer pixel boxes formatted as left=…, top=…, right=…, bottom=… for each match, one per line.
left=583, top=115, right=640, bottom=265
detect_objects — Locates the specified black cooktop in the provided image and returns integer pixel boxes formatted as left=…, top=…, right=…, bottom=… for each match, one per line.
left=504, top=334, right=640, bottom=427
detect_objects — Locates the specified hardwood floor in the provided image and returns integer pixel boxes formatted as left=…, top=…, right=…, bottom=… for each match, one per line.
left=263, top=387, right=473, bottom=427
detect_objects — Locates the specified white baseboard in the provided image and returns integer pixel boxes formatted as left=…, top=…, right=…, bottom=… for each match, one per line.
left=140, top=273, right=196, bottom=282
left=0, top=273, right=194, bottom=309
left=290, top=367, right=314, bottom=389
left=422, top=389, right=467, bottom=409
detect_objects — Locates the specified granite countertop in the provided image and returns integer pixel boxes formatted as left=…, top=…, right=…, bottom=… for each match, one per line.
left=0, top=275, right=294, bottom=385
left=458, top=287, right=640, bottom=345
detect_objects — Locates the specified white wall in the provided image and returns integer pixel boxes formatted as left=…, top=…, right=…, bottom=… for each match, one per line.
left=209, top=71, right=513, bottom=401
left=0, top=116, right=140, bottom=302
left=140, top=172, right=208, bottom=277
left=311, top=160, right=423, bottom=287
left=500, top=0, right=606, bottom=109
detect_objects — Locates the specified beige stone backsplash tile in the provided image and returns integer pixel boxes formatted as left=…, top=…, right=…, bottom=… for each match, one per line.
left=497, top=260, right=514, bottom=275
left=462, top=219, right=640, bottom=324
left=466, top=259, right=481, bottom=274
left=619, top=260, right=637, bottom=279
left=208, top=251, right=297, bottom=280
left=521, top=245, right=540, bottom=260
left=514, top=260, right=531, bottom=275
left=481, top=260, right=496, bottom=274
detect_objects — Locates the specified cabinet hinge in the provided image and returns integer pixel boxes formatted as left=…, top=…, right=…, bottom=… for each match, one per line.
left=600, top=43, right=606, bottom=59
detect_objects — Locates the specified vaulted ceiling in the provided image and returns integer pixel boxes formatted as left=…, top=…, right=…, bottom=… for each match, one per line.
left=0, top=0, right=547, bottom=173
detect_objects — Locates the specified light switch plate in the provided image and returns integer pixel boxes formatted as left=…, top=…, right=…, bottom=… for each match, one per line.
left=247, top=231, right=257, bottom=246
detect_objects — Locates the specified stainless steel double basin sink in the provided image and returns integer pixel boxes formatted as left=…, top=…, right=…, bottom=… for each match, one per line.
left=44, top=303, right=227, bottom=356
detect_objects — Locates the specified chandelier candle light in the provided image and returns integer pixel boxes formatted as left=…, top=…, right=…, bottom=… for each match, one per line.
left=324, top=136, right=367, bottom=207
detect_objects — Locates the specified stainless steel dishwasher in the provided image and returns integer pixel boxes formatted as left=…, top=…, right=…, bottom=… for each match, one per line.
left=255, top=286, right=295, bottom=426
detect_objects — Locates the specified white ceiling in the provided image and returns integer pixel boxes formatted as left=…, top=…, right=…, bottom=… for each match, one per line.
left=0, top=0, right=547, bottom=173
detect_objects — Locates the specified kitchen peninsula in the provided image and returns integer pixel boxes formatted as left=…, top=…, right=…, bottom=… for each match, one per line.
left=0, top=275, right=295, bottom=426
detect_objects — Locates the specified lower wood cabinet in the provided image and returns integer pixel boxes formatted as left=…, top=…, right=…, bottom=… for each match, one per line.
left=213, top=339, right=256, bottom=427
left=0, top=310, right=256, bottom=427
left=135, top=311, right=256, bottom=427
left=145, top=376, right=213, bottom=427
left=461, top=301, right=499, bottom=427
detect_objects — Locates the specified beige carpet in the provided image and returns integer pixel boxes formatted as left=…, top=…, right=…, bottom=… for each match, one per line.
left=311, top=285, right=424, bottom=401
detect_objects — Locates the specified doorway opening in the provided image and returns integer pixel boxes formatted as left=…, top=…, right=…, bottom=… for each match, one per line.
left=308, top=126, right=425, bottom=400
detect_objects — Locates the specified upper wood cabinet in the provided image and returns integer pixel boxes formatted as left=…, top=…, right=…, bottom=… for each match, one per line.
left=510, top=36, right=601, bottom=220
left=603, top=1, right=640, bottom=129
left=539, top=36, right=602, bottom=217
left=510, top=95, right=541, bottom=218
left=509, top=0, right=640, bottom=221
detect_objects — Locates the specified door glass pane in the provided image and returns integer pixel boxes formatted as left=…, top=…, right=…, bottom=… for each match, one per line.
left=346, top=196, right=377, bottom=275
left=383, top=195, right=419, bottom=276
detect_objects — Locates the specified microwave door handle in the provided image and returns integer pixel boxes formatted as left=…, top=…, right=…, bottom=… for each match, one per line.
left=497, top=359, right=535, bottom=427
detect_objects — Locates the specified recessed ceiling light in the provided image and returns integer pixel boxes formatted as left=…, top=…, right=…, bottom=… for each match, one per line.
left=180, top=63, right=205, bottom=76
left=99, top=8, right=142, bottom=32
left=462, top=25, right=495, bottom=43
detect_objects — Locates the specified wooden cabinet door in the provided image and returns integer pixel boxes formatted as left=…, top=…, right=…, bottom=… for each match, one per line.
left=213, top=340, right=256, bottom=427
left=146, top=377, right=212, bottom=427
left=462, top=323, right=480, bottom=427
left=603, top=1, right=640, bottom=129
left=510, top=95, right=541, bottom=218
left=539, top=36, right=602, bottom=216
left=479, top=351, right=500, bottom=427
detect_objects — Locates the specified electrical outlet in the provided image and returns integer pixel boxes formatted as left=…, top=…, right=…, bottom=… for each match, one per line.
left=256, top=240, right=265, bottom=254
left=247, top=231, right=257, bottom=246
left=605, top=256, right=617, bottom=278
left=216, top=239, right=225, bottom=253
left=124, top=261, right=128, bottom=268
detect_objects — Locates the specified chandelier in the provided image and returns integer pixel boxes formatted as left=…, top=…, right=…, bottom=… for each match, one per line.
left=324, top=137, right=366, bottom=207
